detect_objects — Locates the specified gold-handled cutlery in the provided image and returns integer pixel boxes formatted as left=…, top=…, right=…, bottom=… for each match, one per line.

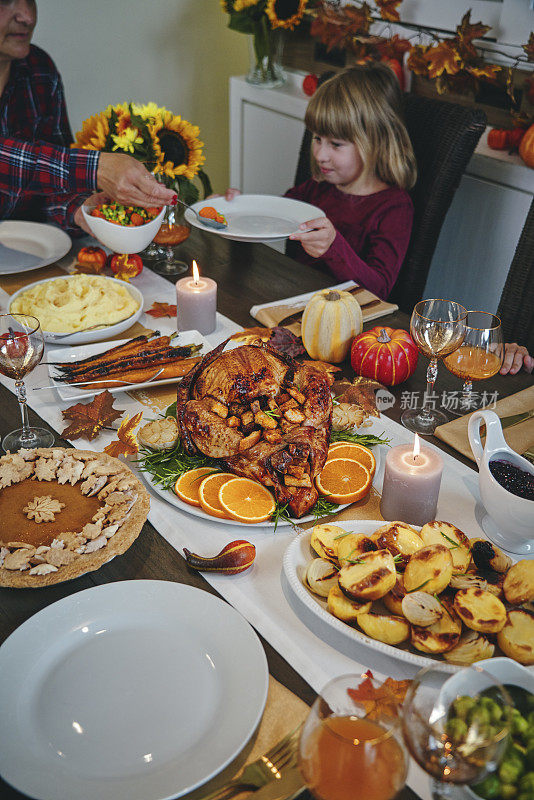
left=198, top=726, right=300, bottom=800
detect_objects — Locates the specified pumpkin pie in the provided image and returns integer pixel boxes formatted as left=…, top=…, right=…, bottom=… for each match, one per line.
left=0, top=447, right=150, bottom=588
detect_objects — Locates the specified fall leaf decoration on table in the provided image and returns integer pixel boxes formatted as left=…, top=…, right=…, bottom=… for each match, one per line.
left=146, top=301, right=177, bottom=319
left=269, top=327, right=306, bottom=357
left=104, top=412, right=143, bottom=458
left=74, top=262, right=107, bottom=276
left=348, top=670, right=412, bottom=721
left=229, top=327, right=272, bottom=345
left=332, top=376, right=384, bottom=418
left=61, top=391, right=124, bottom=441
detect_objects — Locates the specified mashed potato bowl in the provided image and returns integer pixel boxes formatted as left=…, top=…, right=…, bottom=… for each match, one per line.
left=82, top=203, right=165, bottom=254
left=9, top=275, right=143, bottom=345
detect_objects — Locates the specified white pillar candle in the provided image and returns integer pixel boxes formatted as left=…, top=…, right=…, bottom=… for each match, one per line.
left=175, top=260, right=217, bottom=335
left=380, top=434, right=443, bottom=526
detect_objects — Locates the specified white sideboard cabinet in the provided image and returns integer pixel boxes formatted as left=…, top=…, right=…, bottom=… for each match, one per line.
left=229, top=71, right=534, bottom=312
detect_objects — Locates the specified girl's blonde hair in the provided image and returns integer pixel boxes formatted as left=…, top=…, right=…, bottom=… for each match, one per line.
left=304, top=63, right=417, bottom=190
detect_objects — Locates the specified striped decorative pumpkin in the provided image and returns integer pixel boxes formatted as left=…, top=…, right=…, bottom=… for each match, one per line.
left=350, top=326, right=418, bottom=386
left=302, top=289, right=363, bottom=363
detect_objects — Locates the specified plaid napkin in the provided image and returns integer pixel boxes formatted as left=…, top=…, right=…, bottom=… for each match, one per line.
left=435, top=386, right=534, bottom=462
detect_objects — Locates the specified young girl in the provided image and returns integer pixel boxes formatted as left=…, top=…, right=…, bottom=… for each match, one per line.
left=285, top=63, right=417, bottom=300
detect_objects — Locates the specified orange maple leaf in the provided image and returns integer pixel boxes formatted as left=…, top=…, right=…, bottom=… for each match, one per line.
left=522, top=32, right=534, bottom=62
left=407, top=45, right=430, bottom=76
left=61, top=391, right=124, bottom=441
left=467, top=63, right=501, bottom=81
left=456, top=10, right=491, bottom=45
left=146, top=301, right=177, bottom=318
left=424, top=41, right=462, bottom=79
left=348, top=671, right=412, bottom=721
left=375, top=0, right=402, bottom=23
left=104, top=411, right=143, bottom=458
left=375, top=34, right=411, bottom=61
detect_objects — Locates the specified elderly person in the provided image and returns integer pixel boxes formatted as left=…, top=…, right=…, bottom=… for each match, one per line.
left=0, top=0, right=174, bottom=235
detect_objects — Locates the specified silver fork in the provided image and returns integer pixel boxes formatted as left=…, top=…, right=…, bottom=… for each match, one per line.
left=33, top=368, right=164, bottom=390
left=198, top=725, right=300, bottom=800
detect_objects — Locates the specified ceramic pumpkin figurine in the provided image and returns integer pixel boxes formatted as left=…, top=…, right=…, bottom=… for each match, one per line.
left=350, top=326, right=418, bottom=386
left=302, top=289, right=363, bottom=363
left=519, top=124, right=534, bottom=168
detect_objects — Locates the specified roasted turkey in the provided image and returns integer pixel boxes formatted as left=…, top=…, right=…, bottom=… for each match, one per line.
left=177, top=340, right=332, bottom=517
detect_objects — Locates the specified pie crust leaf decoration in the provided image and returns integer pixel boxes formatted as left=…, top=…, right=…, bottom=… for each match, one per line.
left=61, top=391, right=124, bottom=441
left=104, top=412, right=143, bottom=458
left=348, top=670, right=412, bottom=720
left=146, top=301, right=177, bottom=318
left=23, top=495, right=65, bottom=523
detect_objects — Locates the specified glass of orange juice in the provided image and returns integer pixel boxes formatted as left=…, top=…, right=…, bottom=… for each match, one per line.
left=299, top=674, right=408, bottom=800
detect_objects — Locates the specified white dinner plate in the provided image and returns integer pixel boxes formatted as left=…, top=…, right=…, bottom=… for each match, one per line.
left=48, top=330, right=210, bottom=400
left=185, top=195, right=326, bottom=242
left=0, top=220, right=71, bottom=274
left=9, top=275, right=144, bottom=345
left=0, top=580, right=269, bottom=800
left=283, top=520, right=463, bottom=673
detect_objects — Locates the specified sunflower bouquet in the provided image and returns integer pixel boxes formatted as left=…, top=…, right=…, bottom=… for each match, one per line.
left=74, top=102, right=211, bottom=205
left=222, top=1, right=308, bottom=84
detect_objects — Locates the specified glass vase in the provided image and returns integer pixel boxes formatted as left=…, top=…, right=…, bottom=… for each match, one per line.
left=141, top=206, right=191, bottom=276
left=246, top=24, right=286, bottom=89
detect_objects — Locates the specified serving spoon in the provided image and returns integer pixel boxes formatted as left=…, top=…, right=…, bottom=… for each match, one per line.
left=173, top=198, right=228, bottom=230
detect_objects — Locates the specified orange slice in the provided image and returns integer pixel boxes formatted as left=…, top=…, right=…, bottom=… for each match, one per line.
left=327, top=442, right=376, bottom=476
left=316, top=458, right=371, bottom=504
left=218, top=477, right=276, bottom=524
left=198, top=472, right=236, bottom=519
left=174, top=467, right=214, bottom=507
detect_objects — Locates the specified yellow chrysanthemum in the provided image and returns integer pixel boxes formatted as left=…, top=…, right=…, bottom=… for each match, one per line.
left=74, top=112, right=109, bottom=150
left=111, top=127, right=144, bottom=154
left=266, top=0, right=307, bottom=30
left=234, top=0, right=260, bottom=11
left=150, top=111, right=205, bottom=181
left=131, top=102, right=167, bottom=121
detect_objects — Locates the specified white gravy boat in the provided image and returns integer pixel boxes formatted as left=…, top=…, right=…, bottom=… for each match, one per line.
left=468, top=409, right=534, bottom=555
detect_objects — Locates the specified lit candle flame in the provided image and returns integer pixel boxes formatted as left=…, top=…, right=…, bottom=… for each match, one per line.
left=192, top=260, right=199, bottom=284
left=412, top=433, right=420, bottom=461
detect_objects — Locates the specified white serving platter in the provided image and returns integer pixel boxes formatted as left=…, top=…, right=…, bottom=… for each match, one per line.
left=47, top=330, right=210, bottom=400
left=0, top=221, right=71, bottom=274
left=0, top=580, right=268, bottom=800
left=185, top=195, right=325, bottom=242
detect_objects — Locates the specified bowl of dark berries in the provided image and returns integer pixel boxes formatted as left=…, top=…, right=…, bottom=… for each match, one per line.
left=469, top=410, right=534, bottom=555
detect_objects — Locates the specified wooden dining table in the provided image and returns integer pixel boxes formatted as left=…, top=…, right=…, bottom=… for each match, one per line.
left=0, top=226, right=531, bottom=800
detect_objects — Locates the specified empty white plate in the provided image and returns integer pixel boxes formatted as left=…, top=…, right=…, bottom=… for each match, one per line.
left=0, top=580, right=268, bottom=800
left=0, top=221, right=71, bottom=274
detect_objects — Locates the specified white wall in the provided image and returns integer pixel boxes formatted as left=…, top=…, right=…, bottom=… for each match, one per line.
left=33, top=0, right=249, bottom=192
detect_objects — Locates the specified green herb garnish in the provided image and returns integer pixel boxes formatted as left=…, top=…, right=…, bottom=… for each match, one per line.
left=263, top=408, right=281, bottom=419
left=439, top=531, right=460, bottom=549
left=311, top=497, right=340, bottom=521
left=329, top=430, right=391, bottom=447
left=136, top=442, right=218, bottom=490
left=407, top=579, right=431, bottom=593
left=333, top=531, right=354, bottom=540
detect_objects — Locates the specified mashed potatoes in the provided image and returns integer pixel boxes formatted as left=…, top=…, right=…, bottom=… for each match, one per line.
left=10, top=275, right=140, bottom=333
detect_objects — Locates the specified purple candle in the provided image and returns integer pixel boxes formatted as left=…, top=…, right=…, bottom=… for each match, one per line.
left=380, top=434, right=443, bottom=525
left=176, top=260, right=217, bottom=335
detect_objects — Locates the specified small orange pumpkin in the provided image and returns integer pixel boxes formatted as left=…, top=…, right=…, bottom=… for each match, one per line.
left=350, top=326, right=418, bottom=386
left=518, top=124, right=534, bottom=168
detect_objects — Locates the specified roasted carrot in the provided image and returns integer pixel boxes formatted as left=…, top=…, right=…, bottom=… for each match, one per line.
left=78, top=357, right=201, bottom=389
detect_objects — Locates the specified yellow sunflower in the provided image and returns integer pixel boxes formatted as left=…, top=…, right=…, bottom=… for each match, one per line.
left=265, top=0, right=307, bottom=30
left=234, top=0, right=261, bottom=11
left=150, top=111, right=205, bottom=181
left=74, top=112, right=109, bottom=150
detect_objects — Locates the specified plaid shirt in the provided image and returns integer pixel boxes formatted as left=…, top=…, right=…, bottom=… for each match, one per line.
left=0, top=45, right=99, bottom=234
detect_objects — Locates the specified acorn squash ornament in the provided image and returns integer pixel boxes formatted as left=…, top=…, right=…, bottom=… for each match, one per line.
left=350, top=326, right=418, bottom=386
left=302, top=289, right=363, bottom=363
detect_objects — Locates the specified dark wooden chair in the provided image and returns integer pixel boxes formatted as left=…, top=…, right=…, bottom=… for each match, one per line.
left=497, top=196, right=534, bottom=353
left=291, top=80, right=487, bottom=313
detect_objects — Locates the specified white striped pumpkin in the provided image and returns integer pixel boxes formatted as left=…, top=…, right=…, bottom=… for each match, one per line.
left=301, top=289, right=363, bottom=363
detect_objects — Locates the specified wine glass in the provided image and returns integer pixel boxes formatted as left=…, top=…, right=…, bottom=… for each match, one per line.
left=401, top=666, right=511, bottom=800
left=401, top=299, right=467, bottom=435
left=142, top=205, right=191, bottom=276
left=442, top=311, right=504, bottom=413
left=299, top=673, right=408, bottom=800
left=0, top=314, right=54, bottom=452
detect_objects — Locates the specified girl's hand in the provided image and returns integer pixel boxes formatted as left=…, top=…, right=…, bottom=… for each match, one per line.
left=207, top=188, right=241, bottom=201
left=289, top=216, right=336, bottom=258
left=500, top=342, right=534, bottom=375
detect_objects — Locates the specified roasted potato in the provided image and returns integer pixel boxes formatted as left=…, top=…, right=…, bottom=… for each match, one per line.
left=338, top=549, right=396, bottom=601
left=383, top=575, right=406, bottom=616
left=469, top=538, right=513, bottom=574
left=337, top=533, right=376, bottom=568
left=310, top=524, right=345, bottom=563
left=419, top=521, right=471, bottom=575
left=371, top=521, right=423, bottom=569
left=401, top=591, right=443, bottom=627
left=327, top=585, right=372, bottom=623
left=503, top=559, right=534, bottom=606
left=357, top=611, right=410, bottom=645
left=411, top=600, right=462, bottom=654
left=497, top=608, right=534, bottom=666
left=443, top=630, right=495, bottom=665
left=305, top=558, right=339, bottom=598
left=453, top=587, right=507, bottom=633
left=403, top=544, right=453, bottom=594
